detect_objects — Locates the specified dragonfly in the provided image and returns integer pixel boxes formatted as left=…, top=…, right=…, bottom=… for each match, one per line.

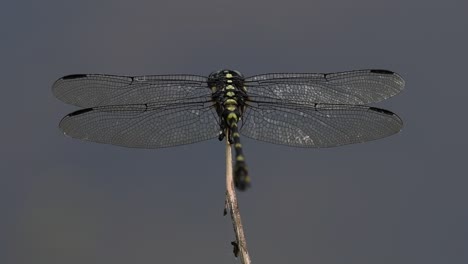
left=52, top=69, right=404, bottom=190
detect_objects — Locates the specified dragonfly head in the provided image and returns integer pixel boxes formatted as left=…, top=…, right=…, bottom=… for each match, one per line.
left=208, top=69, right=245, bottom=92
left=209, top=69, right=244, bottom=78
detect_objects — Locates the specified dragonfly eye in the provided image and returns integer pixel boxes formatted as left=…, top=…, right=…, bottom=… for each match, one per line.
left=207, top=70, right=223, bottom=89
left=232, top=70, right=244, bottom=78
left=208, top=70, right=223, bottom=79
left=208, top=69, right=245, bottom=80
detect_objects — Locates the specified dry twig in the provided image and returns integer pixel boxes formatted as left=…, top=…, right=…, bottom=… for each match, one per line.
left=224, top=138, right=251, bottom=264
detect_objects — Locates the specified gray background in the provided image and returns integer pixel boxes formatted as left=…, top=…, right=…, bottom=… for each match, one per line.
left=1, top=0, right=467, bottom=263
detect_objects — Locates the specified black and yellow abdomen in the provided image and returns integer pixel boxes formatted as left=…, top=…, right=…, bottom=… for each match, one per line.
left=208, top=69, right=250, bottom=190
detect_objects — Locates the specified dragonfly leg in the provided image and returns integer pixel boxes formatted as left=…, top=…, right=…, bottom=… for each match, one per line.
left=231, top=241, right=240, bottom=257
left=218, top=130, right=225, bottom=141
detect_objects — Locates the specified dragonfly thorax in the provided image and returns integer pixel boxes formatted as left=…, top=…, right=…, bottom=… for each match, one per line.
left=209, top=69, right=247, bottom=120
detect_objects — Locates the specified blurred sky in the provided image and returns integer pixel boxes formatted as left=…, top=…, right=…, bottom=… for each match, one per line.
left=1, top=0, right=467, bottom=264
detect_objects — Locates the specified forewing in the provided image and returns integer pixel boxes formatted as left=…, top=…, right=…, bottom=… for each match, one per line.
left=59, top=101, right=220, bottom=148
left=245, top=69, right=404, bottom=105
left=52, top=74, right=210, bottom=107
left=239, top=102, right=402, bottom=147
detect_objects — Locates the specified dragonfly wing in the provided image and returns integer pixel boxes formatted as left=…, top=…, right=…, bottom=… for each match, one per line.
left=52, top=74, right=210, bottom=107
left=239, top=102, right=402, bottom=147
left=245, top=69, right=404, bottom=105
left=59, top=101, right=220, bottom=148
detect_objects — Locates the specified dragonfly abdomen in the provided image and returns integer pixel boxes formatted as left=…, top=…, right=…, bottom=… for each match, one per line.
left=229, top=125, right=250, bottom=190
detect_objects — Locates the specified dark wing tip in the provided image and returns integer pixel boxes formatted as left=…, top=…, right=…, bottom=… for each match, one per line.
left=370, top=69, right=405, bottom=92
left=366, top=107, right=404, bottom=137
left=368, top=107, right=395, bottom=116
left=370, top=69, right=395, bottom=75
left=52, top=74, right=88, bottom=93
left=368, top=106, right=403, bottom=125
left=61, top=74, right=88, bottom=80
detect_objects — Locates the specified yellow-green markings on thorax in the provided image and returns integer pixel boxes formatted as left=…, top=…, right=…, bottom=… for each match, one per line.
left=225, top=98, right=237, bottom=104
left=225, top=96, right=237, bottom=110
left=223, top=72, right=240, bottom=127
left=227, top=112, right=238, bottom=123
